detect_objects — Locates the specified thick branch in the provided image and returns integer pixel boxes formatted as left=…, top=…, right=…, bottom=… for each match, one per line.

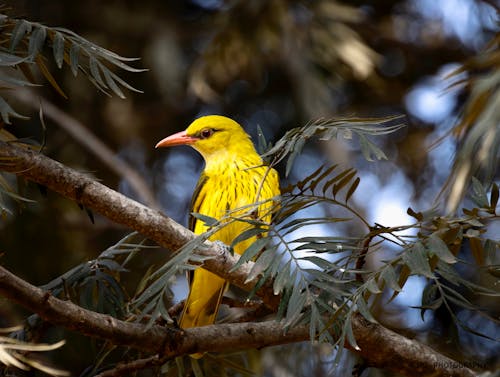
left=0, top=142, right=476, bottom=377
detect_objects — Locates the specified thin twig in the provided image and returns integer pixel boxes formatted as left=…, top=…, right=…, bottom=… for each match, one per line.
left=94, top=355, right=165, bottom=377
left=11, top=88, right=158, bottom=209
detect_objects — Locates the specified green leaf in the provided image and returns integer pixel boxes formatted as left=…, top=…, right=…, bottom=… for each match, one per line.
left=0, top=96, right=29, bottom=124
left=358, top=134, right=387, bottom=161
left=100, top=65, right=142, bottom=98
left=435, top=261, right=462, bottom=286
left=69, top=43, right=80, bottom=76
left=299, top=255, right=334, bottom=270
left=344, top=316, right=360, bottom=351
left=310, top=303, right=319, bottom=340
left=285, top=285, right=307, bottom=327
left=321, top=168, right=351, bottom=193
left=256, top=124, right=268, bottom=155
left=10, top=19, right=32, bottom=51
left=191, top=212, right=218, bottom=227
left=310, top=280, right=352, bottom=297
left=100, top=64, right=124, bottom=98
left=190, top=356, right=204, bottom=377
left=230, top=237, right=269, bottom=271
left=295, top=239, right=344, bottom=252
left=365, top=278, right=381, bottom=294
left=403, top=242, right=434, bottom=278
left=97, top=259, right=128, bottom=273
left=0, top=71, right=37, bottom=87
left=267, top=248, right=283, bottom=278
left=441, top=284, right=475, bottom=310
left=380, top=265, right=402, bottom=292
left=356, top=296, right=377, bottom=323
left=52, top=31, right=65, bottom=68
left=89, top=56, right=107, bottom=89
left=230, top=227, right=266, bottom=248
left=455, top=320, right=498, bottom=342
left=273, top=259, right=291, bottom=294
left=419, top=283, right=441, bottom=320
left=245, top=247, right=276, bottom=283
left=427, top=235, right=456, bottom=264
left=345, top=176, right=360, bottom=202
left=28, top=25, right=46, bottom=59
left=0, top=51, right=30, bottom=66
left=303, top=269, right=352, bottom=285
left=471, top=177, right=489, bottom=208
left=285, top=151, right=297, bottom=178
left=309, top=164, right=338, bottom=192
left=275, top=285, right=291, bottom=320
left=332, top=170, right=357, bottom=197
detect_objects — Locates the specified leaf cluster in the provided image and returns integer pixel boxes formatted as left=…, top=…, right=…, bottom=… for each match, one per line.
left=442, top=32, right=500, bottom=212
left=0, top=13, right=145, bottom=220
left=131, top=229, right=219, bottom=326
left=9, top=232, right=148, bottom=333
left=262, top=115, right=405, bottom=176
left=189, top=1, right=378, bottom=104
left=0, top=328, right=67, bottom=377
left=0, top=13, right=144, bottom=122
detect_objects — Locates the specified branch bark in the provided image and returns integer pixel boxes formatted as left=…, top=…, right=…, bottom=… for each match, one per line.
left=0, top=141, right=477, bottom=377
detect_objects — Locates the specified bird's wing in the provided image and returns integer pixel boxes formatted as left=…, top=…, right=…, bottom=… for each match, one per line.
left=188, top=172, right=208, bottom=231
left=185, top=172, right=209, bottom=293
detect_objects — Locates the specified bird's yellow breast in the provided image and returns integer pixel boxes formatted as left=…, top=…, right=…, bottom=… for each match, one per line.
left=193, top=156, right=279, bottom=254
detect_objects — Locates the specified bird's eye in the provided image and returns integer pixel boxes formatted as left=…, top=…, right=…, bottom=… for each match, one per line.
left=200, top=128, right=215, bottom=139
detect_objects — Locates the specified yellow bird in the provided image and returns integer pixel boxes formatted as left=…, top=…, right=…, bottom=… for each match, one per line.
left=155, top=115, right=280, bottom=331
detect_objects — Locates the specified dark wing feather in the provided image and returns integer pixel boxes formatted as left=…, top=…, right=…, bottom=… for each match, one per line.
left=186, top=172, right=208, bottom=288
left=188, top=172, right=208, bottom=231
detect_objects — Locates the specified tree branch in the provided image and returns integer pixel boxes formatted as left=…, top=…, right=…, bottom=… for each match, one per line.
left=0, top=141, right=477, bottom=377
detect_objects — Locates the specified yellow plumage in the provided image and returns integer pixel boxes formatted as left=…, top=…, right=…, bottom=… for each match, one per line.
left=156, top=115, right=280, bottom=332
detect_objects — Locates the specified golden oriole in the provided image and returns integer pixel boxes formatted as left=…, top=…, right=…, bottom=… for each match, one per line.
left=156, top=115, right=280, bottom=332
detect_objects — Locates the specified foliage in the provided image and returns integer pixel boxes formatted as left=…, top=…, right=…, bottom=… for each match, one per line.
left=0, top=11, right=144, bottom=219
left=130, top=230, right=215, bottom=325
left=441, top=32, right=500, bottom=212
left=0, top=327, right=67, bottom=376
left=0, top=11, right=144, bottom=114
left=262, top=115, right=405, bottom=176
left=189, top=0, right=378, bottom=106
left=13, top=232, right=151, bottom=338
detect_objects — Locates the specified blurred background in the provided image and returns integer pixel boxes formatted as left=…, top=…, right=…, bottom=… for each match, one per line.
left=0, top=0, right=498, bottom=375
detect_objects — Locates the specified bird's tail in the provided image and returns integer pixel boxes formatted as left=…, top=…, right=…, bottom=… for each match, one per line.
left=179, top=268, right=226, bottom=357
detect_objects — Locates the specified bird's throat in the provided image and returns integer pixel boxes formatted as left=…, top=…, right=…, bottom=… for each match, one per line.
left=201, top=146, right=262, bottom=177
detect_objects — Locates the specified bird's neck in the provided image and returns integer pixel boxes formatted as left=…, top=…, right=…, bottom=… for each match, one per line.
left=202, top=143, right=262, bottom=177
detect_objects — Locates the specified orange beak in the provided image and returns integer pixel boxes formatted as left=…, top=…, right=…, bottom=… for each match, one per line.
left=155, top=130, right=198, bottom=148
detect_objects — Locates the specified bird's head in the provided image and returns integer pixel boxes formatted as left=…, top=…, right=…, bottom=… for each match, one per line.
left=155, top=115, right=255, bottom=160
